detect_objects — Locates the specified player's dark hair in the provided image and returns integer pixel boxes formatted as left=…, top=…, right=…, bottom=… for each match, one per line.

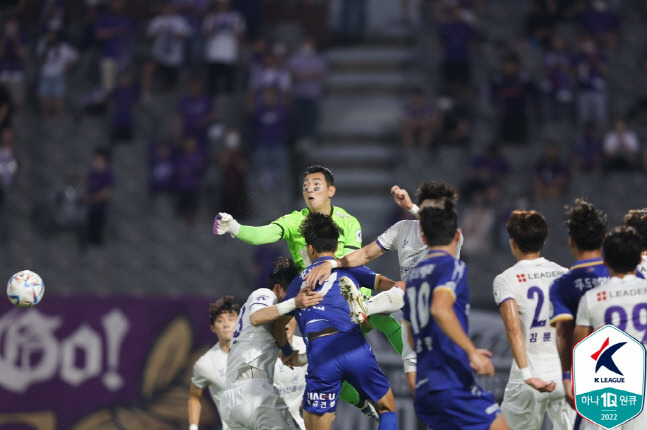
left=300, top=212, right=341, bottom=253
left=267, top=257, right=299, bottom=291
left=624, top=209, right=647, bottom=251
left=603, top=226, right=642, bottom=274
left=563, top=198, right=607, bottom=251
left=208, top=295, right=240, bottom=325
left=418, top=197, right=458, bottom=246
left=506, top=210, right=548, bottom=253
left=415, top=181, right=459, bottom=206
left=304, top=165, right=334, bottom=186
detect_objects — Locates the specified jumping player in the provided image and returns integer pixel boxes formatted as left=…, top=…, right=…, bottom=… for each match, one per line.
left=402, top=198, right=507, bottom=430
left=218, top=257, right=323, bottom=430
left=278, top=212, right=399, bottom=430
left=189, top=296, right=240, bottom=430
left=493, top=210, right=575, bottom=430
left=574, top=226, right=647, bottom=430
left=549, top=198, right=608, bottom=408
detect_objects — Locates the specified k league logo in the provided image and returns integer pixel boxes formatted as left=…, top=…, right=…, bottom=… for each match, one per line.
left=573, top=325, right=646, bottom=429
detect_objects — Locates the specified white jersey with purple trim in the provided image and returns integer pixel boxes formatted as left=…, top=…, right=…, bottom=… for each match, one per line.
left=576, top=274, right=647, bottom=336
left=273, top=335, right=307, bottom=430
left=226, top=288, right=280, bottom=386
left=493, top=257, right=566, bottom=383
left=638, top=255, right=647, bottom=277
left=376, top=219, right=463, bottom=281
left=192, top=343, right=229, bottom=430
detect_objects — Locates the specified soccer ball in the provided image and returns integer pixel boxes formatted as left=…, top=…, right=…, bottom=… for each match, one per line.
left=7, top=270, right=45, bottom=308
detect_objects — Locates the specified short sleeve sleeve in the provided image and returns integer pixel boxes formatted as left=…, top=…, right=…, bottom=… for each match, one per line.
left=349, top=266, right=379, bottom=290
left=342, top=216, right=362, bottom=251
left=549, top=276, right=574, bottom=325
left=434, top=259, right=466, bottom=298
left=249, top=289, right=278, bottom=314
left=191, top=358, right=209, bottom=389
left=376, top=221, right=401, bottom=251
left=272, top=211, right=300, bottom=241
left=493, top=274, right=515, bottom=306
left=575, top=294, right=592, bottom=328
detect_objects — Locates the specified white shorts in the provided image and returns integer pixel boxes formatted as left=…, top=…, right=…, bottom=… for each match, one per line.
left=501, top=382, right=575, bottom=430
left=220, top=378, right=301, bottom=430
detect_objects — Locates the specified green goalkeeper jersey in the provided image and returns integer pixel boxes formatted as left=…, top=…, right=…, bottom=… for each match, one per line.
left=272, top=207, right=362, bottom=270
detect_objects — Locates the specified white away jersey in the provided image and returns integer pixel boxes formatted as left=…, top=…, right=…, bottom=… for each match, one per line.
left=376, top=219, right=463, bottom=280
left=638, top=255, right=647, bottom=277
left=274, top=335, right=307, bottom=429
left=493, top=257, right=566, bottom=382
left=226, top=288, right=280, bottom=385
left=577, top=275, right=647, bottom=340
left=192, top=343, right=229, bottom=429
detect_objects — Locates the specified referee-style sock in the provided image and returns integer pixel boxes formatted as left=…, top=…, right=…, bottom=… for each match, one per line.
left=367, top=314, right=403, bottom=355
left=366, top=287, right=405, bottom=316
left=378, top=411, right=398, bottom=430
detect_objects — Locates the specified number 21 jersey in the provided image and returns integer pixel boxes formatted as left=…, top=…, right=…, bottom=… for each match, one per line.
left=493, top=257, right=566, bottom=383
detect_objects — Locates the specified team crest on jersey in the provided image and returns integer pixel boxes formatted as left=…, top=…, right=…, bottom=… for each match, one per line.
left=597, top=291, right=607, bottom=302
left=516, top=274, right=527, bottom=283
left=573, top=325, right=646, bottom=429
left=356, top=229, right=362, bottom=244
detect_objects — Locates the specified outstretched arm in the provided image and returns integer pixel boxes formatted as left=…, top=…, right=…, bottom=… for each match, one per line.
left=499, top=299, right=556, bottom=392
left=213, top=213, right=283, bottom=245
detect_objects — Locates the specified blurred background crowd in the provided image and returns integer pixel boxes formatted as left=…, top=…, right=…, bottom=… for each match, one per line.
left=0, top=0, right=646, bottom=309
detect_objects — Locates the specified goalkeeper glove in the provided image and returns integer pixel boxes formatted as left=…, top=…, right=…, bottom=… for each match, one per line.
left=213, top=213, right=240, bottom=237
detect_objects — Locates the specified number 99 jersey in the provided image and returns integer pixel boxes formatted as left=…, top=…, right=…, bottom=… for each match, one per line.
left=493, top=257, right=566, bottom=383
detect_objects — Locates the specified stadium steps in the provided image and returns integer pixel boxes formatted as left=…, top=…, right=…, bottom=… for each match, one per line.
left=326, top=47, right=413, bottom=72
left=319, top=96, right=403, bottom=136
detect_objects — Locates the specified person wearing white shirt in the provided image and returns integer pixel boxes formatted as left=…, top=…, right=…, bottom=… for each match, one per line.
left=189, top=295, right=240, bottom=430
left=603, top=118, right=641, bottom=171
left=36, top=30, right=79, bottom=116
left=574, top=226, right=647, bottom=430
left=219, top=257, right=322, bottom=430
left=493, top=210, right=575, bottom=430
left=623, top=209, right=647, bottom=275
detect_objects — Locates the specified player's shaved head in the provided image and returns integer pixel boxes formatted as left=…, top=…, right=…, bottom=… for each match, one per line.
left=507, top=210, right=548, bottom=253
left=267, top=257, right=299, bottom=291
left=416, top=181, right=458, bottom=206
left=603, top=226, right=642, bottom=274
left=418, top=197, right=457, bottom=246
left=304, top=165, right=334, bottom=186
left=623, top=209, right=647, bottom=251
left=301, top=212, right=341, bottom=253
left=563, top=198, right=607, bottom=251
left=209, top=295, right=240, bottom=325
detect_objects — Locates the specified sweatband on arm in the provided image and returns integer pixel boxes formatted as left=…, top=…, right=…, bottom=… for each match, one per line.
left=563, top=371, right=571, bottom=380
left=520, top=367, right=532, bottom=380
left=277, top=298, right=296, bottom=315
left=409, top=204, right=420, bottom=215
left=328, top=259, right=338, bottom=269
left=235, top=224, right=283, bottom=244
left=280, top=343, right=294, bottom=356
left=189, top=425, right=198, bottom=430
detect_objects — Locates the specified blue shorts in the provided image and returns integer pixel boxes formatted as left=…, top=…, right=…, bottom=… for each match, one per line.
left=39, top=74, right=65, bottom=97
left=303, top=331, right=390, bottom=415
left=415, top=385, right=501, bottom=430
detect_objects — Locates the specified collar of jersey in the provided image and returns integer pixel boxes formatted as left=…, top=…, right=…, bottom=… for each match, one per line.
left=570, top=257, right=604, bottom=270
left=425, top=249, right=452, bottom=259
left=313, top=256, right=336, bottom=264
left=302, top=206, right=336, bottom=216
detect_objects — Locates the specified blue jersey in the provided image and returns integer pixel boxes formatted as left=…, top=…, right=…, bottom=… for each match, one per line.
left=284, top=256, right=380, bottom=339
left=403, top=250, right=474, bottom=392
left=549, top=258, right=610, bottom=326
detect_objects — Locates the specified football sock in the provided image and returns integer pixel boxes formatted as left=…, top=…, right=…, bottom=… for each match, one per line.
left=365, top=287, right=405, bottom=316
left=367, top=314, right=403, bottom=355
left=378, top=411, right=398, bottom=430
left=339, top=380, right=360, bottom=405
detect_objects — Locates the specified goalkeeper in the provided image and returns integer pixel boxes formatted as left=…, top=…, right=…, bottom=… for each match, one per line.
left=213, top=165, right=404, bottom=420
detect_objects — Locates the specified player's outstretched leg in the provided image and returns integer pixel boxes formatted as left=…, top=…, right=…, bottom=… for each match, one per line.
left=367, top=314, right=403, bottom=355
left=339, top=381, right=379, bottom=422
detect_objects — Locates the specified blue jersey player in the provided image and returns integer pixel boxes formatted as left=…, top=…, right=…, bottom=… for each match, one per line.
left=280, top=212, right=399, bottom=430
left=402, top=198, right=508, bottom=430
left=548, top=198, right=609, bottom=409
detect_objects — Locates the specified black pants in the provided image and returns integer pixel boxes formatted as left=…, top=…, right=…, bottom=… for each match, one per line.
left=206, top=62, right=237, bottom=96
left=86, top=211, right=106, bottom=245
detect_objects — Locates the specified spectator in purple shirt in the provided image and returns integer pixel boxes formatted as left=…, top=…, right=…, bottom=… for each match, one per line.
left=288, top=36, right=326, bottom=145
left=570, top=121, right=602, bottom=173
left=108, top=70, right=139, bottom=144
left=95, top=0, right=135, bottom=94
left=579, top=0, right=619, bottom=50
left=490, top=53, right=536, bottom=144
left=175, top=76, right=215, bottom=147
left=402, top=87, right=437, bottom=150
left=0, top=17, right=28, bottom=110
left=541, top=33, right=574, bottom=121
left=572, top=34, right=608, bottom=125
left=175, top=135, right=206, bottom=224
left=524, top=0, right=557, bottom=49
left=252, top=86, right=289, bottom=191
left=246, top=46, right=291, bottom=112
left=462, top=142, right=510, bottom=200
left=438, top=5, right=476, bottom=92
left=149, top=139, right=176, bottom=197
left=219, top=128, right=248, bottom=219
left=173, top=0, right=210, bottom=68
left=533, top=142, right=569, bottom=199
left=84, top=148, right=114, bottom=245
left=39, top=0, right=65, bottom=34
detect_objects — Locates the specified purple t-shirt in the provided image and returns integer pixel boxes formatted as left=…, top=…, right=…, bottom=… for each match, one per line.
left=177, top=94, right=212, bottom=136
left=544, top=50, right=572, bottom=92
left=95, top=11, right=135, bottom=59
left=175, top=151, right=205, bottom=190
left=535, top=159, right=568, bottom=186
left=574, top=134, right=601, bottom=170
left=87, top=169, right=114, bottom=214
left=439, top=21, right=474, bottom=62
left=0, top=34, right=27, bottom=73
left=490, top=71, right=533, bottom=113
left=572, top=52, right=607, bottom=91
left=404, top=102, right=434, bottom=122
left=288, top=52, right=326, bottom=99
left=111, top=84, right=139, bottom=127
left=254, top=103, right=288, bottom=145
left=579, top=7, right=619, bottom=36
